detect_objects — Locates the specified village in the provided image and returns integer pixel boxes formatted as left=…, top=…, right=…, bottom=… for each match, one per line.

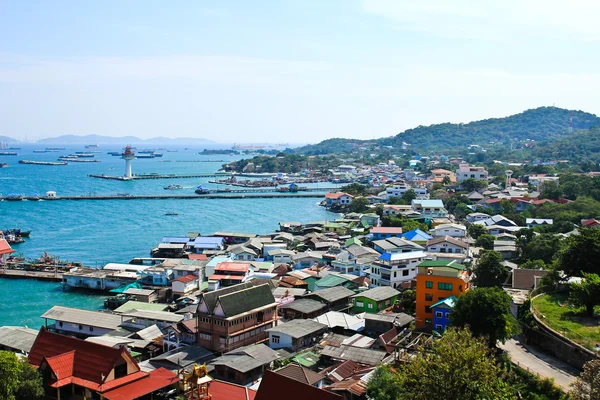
left=2, top=157, right=599, bottom=400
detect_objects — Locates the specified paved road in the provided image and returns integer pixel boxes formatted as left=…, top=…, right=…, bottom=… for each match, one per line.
left=500, top=338, right=579, bottom=391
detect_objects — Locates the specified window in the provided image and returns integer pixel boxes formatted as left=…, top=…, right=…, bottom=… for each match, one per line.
left=425, top=281, right=433, bottom=289
left=436, top=324, right=443, bottom=331
left=446, top=312, right=451, bottom=319
left=425, top=306, right=432, bottom=314
left=435, top=311, right=443, bottom=318
left=78, top=325, right=83, bottom=331
left=59, top=321, right=63, bottom=327
left=425, top=319, right=432, bottom=325
left=90, top=326, right=94, bottom=332
left=425, top=294, right=433, bottom=301
left=402, top=270, right=409, bottom=276
left=356, top=301, right=364, bottom=307
left=438, top=282, right=452, bottom=291
left=114, top=363, right=127, bottom=379
left=271, top=335, right=280, bottom=344
left=368, top=303, right=373, bottom=309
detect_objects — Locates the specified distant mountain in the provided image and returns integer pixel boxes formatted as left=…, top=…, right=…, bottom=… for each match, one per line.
left=35, top=134, right=215, bottom=146
left=294, top=107, right=600, bottom=155
left=0, top=135, right=22, bottom=144
left=531, top=127, right=600, bottom=163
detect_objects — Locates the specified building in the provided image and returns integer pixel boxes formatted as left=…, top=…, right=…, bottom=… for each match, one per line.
left=274, top=363, right=325, bottom=388
left=368, top=227, right=403, bottom=240
left=426, top=236, right=468, bottom=255
left=456, top=163, right=488, bottom=183
left=280, top=299, right=327, bottom=320
left=430, top=223, right=466, bottom=238
left=191, top=236, right=226, bottom=253
left=0, top=326, right=38, bottom=353
left=171, top=274, right=200, bottom=298
left=41, top=306, right=122, bottom=337
left=267, top=319, right=328, bottom=351
left=255, top=370, right=342, bottom=400
left=370, top=250, right=426, bottom=289
left=303, top=286, right=355, bottom=312
left=372, top=237, right=423, bottom=254
left=351, top=286, right=400, bottom=314
left=411, top=199, right=448, bottom=218
left=28, top=328, right=179, bottom=400
left=324, top=192, right=354, bottom=209
left=384, top=184, right=428, bottom=200
left=196, top=282, right=278, bottom=352
left=431, top=296, right=456, bottom=332
left=526, top=218, right=554, bottom=229
left=210, top=343, right=279, bottom=385
left=415, top=260, right=470, bottom=328
left=119, top=309, right=184, bottom=330
left=363, top=313, right=414, bottom=335
left=208, top=262, right=254, bottom=290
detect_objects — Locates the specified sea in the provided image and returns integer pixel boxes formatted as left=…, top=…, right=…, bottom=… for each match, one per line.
left=0, top=145, right=340, bottom=328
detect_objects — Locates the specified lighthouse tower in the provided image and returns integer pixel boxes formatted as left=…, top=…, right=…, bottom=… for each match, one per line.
left=121, top=145, right=136, bottom=179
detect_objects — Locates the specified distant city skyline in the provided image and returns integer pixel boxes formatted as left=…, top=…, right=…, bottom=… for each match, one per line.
left=1, top=0, right=600, bottom=143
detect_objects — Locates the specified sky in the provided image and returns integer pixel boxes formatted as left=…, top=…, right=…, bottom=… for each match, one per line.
left=2, top=0, right=600, bottom=143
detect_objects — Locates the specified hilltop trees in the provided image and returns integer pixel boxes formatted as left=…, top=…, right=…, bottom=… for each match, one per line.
left=0, top=351, right=44, bottom=400
left=473, top=250, right=509, bottom=287
left=450, top=287, right=519, bottom=347
left=569, top=273, right=600, bottom=317
left=557, top=228, right=600, bottom=277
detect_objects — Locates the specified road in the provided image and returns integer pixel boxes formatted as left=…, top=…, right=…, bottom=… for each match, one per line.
left=500, top=337, right=579, bottom=391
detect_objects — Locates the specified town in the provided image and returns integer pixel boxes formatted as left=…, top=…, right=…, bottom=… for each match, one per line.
left=2, top=157, right=599, bottom=400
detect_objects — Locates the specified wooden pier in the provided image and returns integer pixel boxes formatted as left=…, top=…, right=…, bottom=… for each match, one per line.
left=0, top=269, right=63, bottom=282
left=88, top=173, right=232, bottom=180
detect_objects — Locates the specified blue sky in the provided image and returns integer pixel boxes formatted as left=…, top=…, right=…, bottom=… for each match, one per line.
left=1, top=0, right=600, bottom=143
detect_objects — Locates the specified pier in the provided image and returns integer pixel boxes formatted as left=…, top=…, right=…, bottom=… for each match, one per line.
left=0, top=269, right=63, bottom=282
left=88, top=172, right=232, bottom=180
left=0, top=191, right=331, bottom=201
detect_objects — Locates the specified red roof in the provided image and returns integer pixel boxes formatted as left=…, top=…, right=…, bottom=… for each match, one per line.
left=102, top=368, right=180, bottom=400
left=46, top=351, right=75, bottom=381
left=256, top=371, right=342, bottom=400
left=188, top=253, right=208, bottom=260
left=172, top=274, right=198, bottom=283
left=209, top=274, right=245, bottom=281
left=370, top=227, right=403, bottom=235
left=582, top=219, right=600, bottom=227
left=215, top=262, right=250, bottom=272
left=325, top=192, right=352, bottom=200
left=209, top=380, right=257, bottom=400
left=0, top=238, right=15, bottom=255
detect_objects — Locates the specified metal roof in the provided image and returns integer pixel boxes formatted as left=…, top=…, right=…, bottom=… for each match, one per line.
left=266, top=319, right=327, bottom=339
left=351, top=286, right=400, bottom=302
left=308, top=286, right=355, bottom=303
left=114, top=301, right=168, bottom=314
left=134, top=324, right=164, bottom=340
left=122, top=288, right=156, bottom=296
left=41, top=306, right=122, bottom=330
left=211, top=344, right=279, bottom=373
left=321, top=345, right=386, bottom=365
left=312, top=311, right=365, bottom=331
left=281, top=299, right=327, bottom=314
left=121, top=309, right=183, bottom=323
left=0, top=326, right=38, bottom=352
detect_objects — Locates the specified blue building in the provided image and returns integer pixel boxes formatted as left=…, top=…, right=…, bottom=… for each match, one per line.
left=431, top=296, right=457, bottom=332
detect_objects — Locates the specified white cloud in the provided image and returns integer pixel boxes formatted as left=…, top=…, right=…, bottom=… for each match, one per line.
left=362, top=0, right=600, bottom=41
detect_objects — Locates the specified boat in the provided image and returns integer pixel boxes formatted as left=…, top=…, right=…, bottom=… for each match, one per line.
left=195, top=186, right=211, bottom=195
left=164, top=211, right=179, bottom=216
left=4, top=232, right=24, bottom=244
left=19, top=160, right=68, bottom=166
left=107, top=151, right=121, bottom=156
left=153, top=153, right=163, bottom=157
left=164, top=184, right=183, bottom=190
left=46, top=147, right=65, bottom=151
left=0, top=163, right=7, bottom=168
left=28, top=194, right=40, bottom=201
left=136, top=153, right=155, bottom=159
left=85, top=144, right=100, bottom=149
left=74, top=152, right=95, bottom=157
left=0, top=152, right=17, bottom=156
left=3, top=228, right=31, bottom=237
left=58, top=156, right=100, bottom=162
left=33, top=150, right=47, bottom=153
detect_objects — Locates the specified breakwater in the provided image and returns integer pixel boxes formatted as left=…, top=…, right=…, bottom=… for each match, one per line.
left=88, top=173, right=231, bottom=180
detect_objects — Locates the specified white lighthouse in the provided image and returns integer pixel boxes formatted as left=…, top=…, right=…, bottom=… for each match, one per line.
left=121, top=145, right=136, bottom=179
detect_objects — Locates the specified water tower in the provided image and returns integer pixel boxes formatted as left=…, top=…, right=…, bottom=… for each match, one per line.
left=121, top=145, right=136, bottom=178
left=505, top=170, right=513, bottom=189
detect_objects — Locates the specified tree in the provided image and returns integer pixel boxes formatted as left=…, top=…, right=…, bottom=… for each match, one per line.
left=399, top=289, right=416, bottom=314
left=473, top=250, right=509, bottom=287
left=519, top=259, right=546, bottom=270
left=450, top=288, right=520, bottom=346
left=367, top=328, right=517, bottom=400
left=570, top=359, right=600, bottom=399
left=340, top=183, right=367, bottom=197
left=558, top=228, right=600, bottom=277
left=520, top=233, right=562, bottom=265
left=461, top=178, right=488, bottom=192
left=467, top=223, right=487, bottom=240
left=0, top=351, right=21, bottom=400
left=569, top=272, right=600, bottom=317
left=401, top=189, right=417, bottom=203
left=475, top=233, right=495, bottom=250
left=442, top=175, right=451, bottom=186
left=348, top=197, right=369, bottom=213
left=540, top=180, right=562, bottom=200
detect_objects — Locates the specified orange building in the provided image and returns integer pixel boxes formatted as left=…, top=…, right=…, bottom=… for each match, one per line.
left=415, top=260, right=470, bottom=328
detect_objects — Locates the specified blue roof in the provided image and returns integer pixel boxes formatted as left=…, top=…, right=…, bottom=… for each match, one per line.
left=403, top=229, right=433, bottom=241
left=413, top=199, right=445, bottom=208
left=431, top=296, right=457, bottom=309
left=192, top=236, right=224, bottom=249
left=206, top=256, right=232, bottom=267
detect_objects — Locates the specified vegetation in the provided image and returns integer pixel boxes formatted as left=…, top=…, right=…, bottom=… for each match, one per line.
left=570, top=359, right=600, bottom=399
left=468, top=224, right=488, bottom=240
left=340, top=183, right=369, bottom=197
left=221, top=153, right=341, bottom=173
left=473, top=250, right=509, bottom=288
left=367, top=328, right=516, bottom=400
left=556, top=228, right=600, bottom=278
left=451, top=287, right=519, bottom=346
left=380, top=216, right=429, bottom=232
left=475, top=233, right=495, bottom=250
left=348, top=197, right=369, bottom=213
left=569, top=273, right=600, bottom=317
left=399, top=289, right=416, bottom=314
left=0, top=351, right=44, bottom=400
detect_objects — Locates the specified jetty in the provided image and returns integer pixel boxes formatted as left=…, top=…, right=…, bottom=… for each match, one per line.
left=0, top=191, right=331, bottom=201
left=0, top=269, right=62, bottom=282
left=88, top=173, right=232, bottom=180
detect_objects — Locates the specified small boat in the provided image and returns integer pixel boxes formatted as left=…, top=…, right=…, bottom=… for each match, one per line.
left=164, top=211, right=179, bottom=216
left=164, top=184, right=183, bottom=190
left=0, top=163, right=7, bottom=168
left=85, top=144, right=100, bottom=149
left=195, top=186, right=211, bottom=195
left=0, top=152, right=17, bottom=156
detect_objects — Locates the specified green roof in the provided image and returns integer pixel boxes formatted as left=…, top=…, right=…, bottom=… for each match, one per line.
left=114, top=301, right=168, bottom=313
left=419, top=260, right=465, bottom=270
left=217, top=284, right=276, bottom=317
left=345, top=237, right=362, bottom=247
left=292, top=351, right=320, bottom=368
left=314, top=274, right=353, bottom=288
left=324, top=222, right=346, bottom=228
left=304, top=276, right=320, bottom=292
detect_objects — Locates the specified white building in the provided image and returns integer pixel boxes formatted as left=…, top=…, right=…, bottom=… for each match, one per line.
left=171, top=274, right=200, bottom=297
left=41, top=306, right=122, bottom=337
left=370, top=250, right=427, bottom=289
left=431, top=223, right=467, bottom=238
left=266, top=319, right=328, bottom=351
left=456, top=163, right=488, bottom=183
left=384, top=184, right=428, bottom=201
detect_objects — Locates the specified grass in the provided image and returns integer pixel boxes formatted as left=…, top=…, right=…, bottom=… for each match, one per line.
left=532, top=292, right=600, bottom=351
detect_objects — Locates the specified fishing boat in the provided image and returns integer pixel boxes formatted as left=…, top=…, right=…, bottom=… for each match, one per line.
left=0, top=163, right=7, bottom=168
left=195, top=186, right=211, bottom=195
left=3, top=228, right=31, bottom=237
left=19, top=160, right=68, bottom=166
left=164, top=184, right=183, bottom=190
left=107, top=151, right=121, bottom=156
left=85, top=144, right=100, bottom=149
left=164, top=211, right=179, bottom=216
left=4, top=194, right=24, bottom=201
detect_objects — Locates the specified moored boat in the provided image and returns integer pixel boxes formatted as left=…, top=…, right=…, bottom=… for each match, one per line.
left=164, top=184, right=183, bottom=190
left=195, top=186, right=211, bottom=194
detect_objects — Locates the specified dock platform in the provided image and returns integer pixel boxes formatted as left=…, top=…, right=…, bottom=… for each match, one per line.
left=88, top=173, right=232, bottom=180
left=0, top=192, right=330, bottom=201
left=0, top=269, right=63, bottom=282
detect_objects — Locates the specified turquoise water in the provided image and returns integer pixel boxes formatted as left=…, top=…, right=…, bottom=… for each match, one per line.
left=0, top=146, right=339, bottom=327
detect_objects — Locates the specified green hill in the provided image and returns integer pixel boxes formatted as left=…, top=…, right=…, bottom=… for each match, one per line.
left=294, top=107, right=600, bottom=155
left=530, top=127, right=600, bottom=163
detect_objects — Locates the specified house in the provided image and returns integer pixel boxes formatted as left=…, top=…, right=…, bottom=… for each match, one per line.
left=372, top=237, right=423, bottom=254
left=526, top=218, right=553, bottom=229
left=313, top=272, right=360, bottom=292
left=303, top=286, right=355, bottom=311
left=312, top=311, right=365, bottom=333
left=171, top=274, right=199, bottom=298
left=360, top=213, right=380, bottom=227
left=280, top=299, right=327, bottom=320
left=384, top=184, right=428, bottom=200
left=474, top=214, right=518, bottom=228
left=411, top=199, right=448, bottom=218
left=381, top=204, right=413, bottom=217
left=351, top=287, right=400, bottom=313
left=28, top=328, right=179, bottom=400
left=120, top=309, right=183, bottom=330
left=140, top=266, right=173, bottom=286
left=510, top=268, right=548, bottom=289
left=121, top=288, right=158, bottom=303
left=363, top=313, right=414, bottom=335
left=426, top=236, right=468, bottom=255
left=293, top=251, right=323, bottom=269
left=430, top=223, right=466, bottom=238
left=255, top=370, right=342, bottom=400
left=206, top=380, right=258, bottom=400
left=467, top=191, right=484, bottom=201
left=415, top=260, right=470, bottom=328
left=456, top=163, right=488, bottom=183
left=196, top=282, right=278, bottom=352
left=191, top=236, right=225, bottom=253
left=0, top=326, right=38, bottom=353
left=323, top=222, right=351, bottom=235
left=229, top=245, right=258, bottom=261
left=582, top=219, right=600, bottom=228
left=324, top=193, right=354, bottom=209
left=42, top=306, right=122, bottom=337
left=269, top=249, right=295, bottom=264
left=274, top=363, right=325, bottom=388
left=430, top=169, right=456, bottom=183
left=320, top=345, right=387, bottom=366
left=210, top=343, right=279, bottom=386
left=267, top=319, right=328, bottom=351
left=465, top=212, right=490, bottom=223
left=431, top=296, right=456, bottom=332
left=370, top=250, right=426, bottom=289
left=209, top=262, right=254, bottom=290
left=213, top=231, right=259, bottom=245
left=368, top=227, right=403, bottom=240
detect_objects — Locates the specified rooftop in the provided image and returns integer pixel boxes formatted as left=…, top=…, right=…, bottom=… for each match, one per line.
left=351, top=286, right=400, bottom=302
left=281, top=299, right=327, bottom=315
left=41, top=306, right=122, bottom=330
left=267, top=319, right=327, bottom=339
left=321, top=345, right=386, bottom=366
left=274, top=363, right=323, bottom=386
left=307, top=286, right=355, bottom=303
left=0, top=326, right=38, bottom=352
